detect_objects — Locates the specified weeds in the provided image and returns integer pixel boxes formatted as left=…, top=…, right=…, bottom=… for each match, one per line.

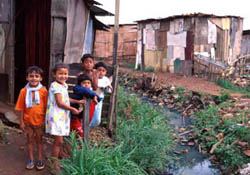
left=217, top=79, right=250, bottom=97
left=59, top=133, right=146, bottom=175
left=193, top=105, right=250, bottom=173
left=117, top=89, right=174, bottom=171
left=143, top=67, right=154, bottom=73
left=58, top=88, right=175, bottom=174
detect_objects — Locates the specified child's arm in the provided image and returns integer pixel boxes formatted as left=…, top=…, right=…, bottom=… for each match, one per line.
left=55, top=94, right=80, bottom=114
left=19, top=112, right=25, bottom=131
left=92, top=69, right=99, bottom=90
left=93, top=96, right=98, bottom=104
left=70, top=98, right=86, bottom=105
left=74, top=85, right=102, bottom=102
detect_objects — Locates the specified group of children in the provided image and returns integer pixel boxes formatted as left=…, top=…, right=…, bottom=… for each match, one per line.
left=15, top=54, right=112, bottom=172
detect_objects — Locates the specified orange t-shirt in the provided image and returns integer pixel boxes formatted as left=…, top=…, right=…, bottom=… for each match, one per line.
left=15, top=87, right=48, bottom=126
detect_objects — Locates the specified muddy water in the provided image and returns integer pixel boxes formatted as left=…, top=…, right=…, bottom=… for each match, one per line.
left=139, top=95, right=221, bottom=175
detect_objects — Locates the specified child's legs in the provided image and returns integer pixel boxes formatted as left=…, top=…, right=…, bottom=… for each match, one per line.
left=34, top=125, right=44, bottom=161
left=25, top=125, right=35, bottom=160
left=90, top=101, right=103, bottom=127
left=71, top=118, right=84, bottom=138
left=52, top=136, right=63, bottom=159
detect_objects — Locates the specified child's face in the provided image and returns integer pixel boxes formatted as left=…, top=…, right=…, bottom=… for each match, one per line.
left=53, top=68, right=69, bottom=85
left=80, top=80, right=92, bottom=89
left=97, top=66, right=107, bottom=78
left=82, top=58, right=94, bottom=71
left=26, top=71, right=42, bottom=87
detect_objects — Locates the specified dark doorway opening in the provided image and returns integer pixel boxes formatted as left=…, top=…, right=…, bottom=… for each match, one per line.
left=14, top=0, right=51, bottom=101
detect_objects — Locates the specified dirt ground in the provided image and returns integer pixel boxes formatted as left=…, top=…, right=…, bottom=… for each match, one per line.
left=0, top=127, right=52, bottom=175
left=119, top=66, right=223, bottom=96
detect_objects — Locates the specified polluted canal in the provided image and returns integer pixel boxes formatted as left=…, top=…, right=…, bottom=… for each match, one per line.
left=135, top=93, right=221, bottom=175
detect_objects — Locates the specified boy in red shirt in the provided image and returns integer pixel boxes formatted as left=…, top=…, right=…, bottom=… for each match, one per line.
left=15, top=66, right=48, bottom=170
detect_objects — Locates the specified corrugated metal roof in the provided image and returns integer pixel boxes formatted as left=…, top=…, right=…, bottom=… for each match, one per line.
left=93, top=17, right=110, bottom=31
left=85, top=0, right=114, bottom=16
left=243, top=30, right=250, bottom=35
left=136, top=13, right=243, bottom=23
left=89, top=5, right=114, bottom=16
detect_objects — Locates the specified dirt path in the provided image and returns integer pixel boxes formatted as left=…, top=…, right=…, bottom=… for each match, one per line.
left=0, top=127, right=52, bottom=175
left=119, top=67, right=223, bottom=96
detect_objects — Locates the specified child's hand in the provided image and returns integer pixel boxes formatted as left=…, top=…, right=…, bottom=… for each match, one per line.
left=20, top=122, right=25, bottom=132
left=71, top=108, right=80, bottom=115
left=108, top=85, right=113, bottom=92
left=78, top=99, right=86, bottom=105
left=93, top=69, right=99, bottom=79
left=93, top=96, right=98, bottom=104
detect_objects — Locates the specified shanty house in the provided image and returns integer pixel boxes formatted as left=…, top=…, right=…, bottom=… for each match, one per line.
left=0, top=0, right=112, bottom=103
left=241, top=30, right=250, bottom=56
left=136, top=13, right=243, bottom=76
left=94, top=24, right=137, bottom=60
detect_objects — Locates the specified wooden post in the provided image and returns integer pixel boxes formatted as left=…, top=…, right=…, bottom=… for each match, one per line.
left=141, top=27, right=145, bottom=71
left=108, top=65, right=119, bottom=133
left=83, top=98, right=91, bottom=142
left=113, top=0, right=120, bottom=66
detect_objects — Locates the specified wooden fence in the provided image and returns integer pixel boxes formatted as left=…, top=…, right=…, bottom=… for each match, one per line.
left=68, top=64, right=118, bottom=141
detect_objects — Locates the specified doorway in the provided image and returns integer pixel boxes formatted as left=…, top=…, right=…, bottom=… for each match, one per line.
left=14, top=0, right=51, bottom=101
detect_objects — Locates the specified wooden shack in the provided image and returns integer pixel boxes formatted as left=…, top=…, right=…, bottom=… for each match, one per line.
left=136, top=13, right=243, bottom=77
left=94, top=24, right=137, bottom=60
left=241, top=30, right=250, bottom=56
left=0, top=0, right=112, bottom=103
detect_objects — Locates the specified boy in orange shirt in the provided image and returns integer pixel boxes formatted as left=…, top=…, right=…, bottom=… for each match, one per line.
left=15, top=66, right=48, bottom=171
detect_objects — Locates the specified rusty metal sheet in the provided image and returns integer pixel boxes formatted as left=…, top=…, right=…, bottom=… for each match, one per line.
left=180, top=60, right=193, bottom=76
left=51, top=0, right=67, bottom=18
left=51, top=17, right=66, bottom=55
left=185, top=31, right=193, bottom=60
left=156, top=30, right=166, bottom=50
left=194, top=18, right=208, bottom=45
left=0, top=0, right=9, bottom=22
left=94, top=25, right=137, bottom=59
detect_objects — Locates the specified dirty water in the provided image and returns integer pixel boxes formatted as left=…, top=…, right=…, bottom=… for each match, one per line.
left=132, top=93, right=221, bottom=175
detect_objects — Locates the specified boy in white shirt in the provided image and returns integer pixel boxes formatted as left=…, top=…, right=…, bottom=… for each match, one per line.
left=90, top=62, right=112, bottom=127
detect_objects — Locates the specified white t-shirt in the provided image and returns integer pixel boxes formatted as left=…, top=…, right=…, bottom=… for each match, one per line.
left=97, top=76, right=112, bottom=98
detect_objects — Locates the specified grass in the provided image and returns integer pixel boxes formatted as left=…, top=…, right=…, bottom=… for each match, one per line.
left=143, top=67, right=154, bottom=73
left=59, top=133, right=146, bottom=175
left=217, top=78, right=250, bottom=97
left=59, top=88, right=175, bottom=174
left=193, top=105, right=250, bottom=173
left=116, top=88, right=174, bottom=171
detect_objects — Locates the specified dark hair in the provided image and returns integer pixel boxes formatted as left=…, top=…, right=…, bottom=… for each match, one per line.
left=94, top=62, right=107, bottom=70
left=26, top=66, right=43, bottom=76
left=77, top=73, right=92, bottom=85
left=81, top=54, right=94, bottom=63
left=52, top=63, right=69, bottom=73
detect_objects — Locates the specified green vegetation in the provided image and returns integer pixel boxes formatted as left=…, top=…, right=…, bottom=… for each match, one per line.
left=59, top=133, right=145, bottom=175
left=143, top=67, right=154, bottom=73
left=214, top=90, right=231, bottom=104
left=217, top=79, right=250, bottom=97
left=117, top=89, right=174, bottom=171
left=59, top=88, right=174, bottom=174
left=193, top=105, right=250, bottom=173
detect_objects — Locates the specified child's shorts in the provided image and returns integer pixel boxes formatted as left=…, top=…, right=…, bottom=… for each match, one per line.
left=24, top=124, right=45, bottom=136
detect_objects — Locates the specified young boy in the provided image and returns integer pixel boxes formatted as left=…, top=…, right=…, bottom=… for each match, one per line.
left=70, top=73, right=101, bottom=138
left=80, top=54, right=99, bottom=90
left=15, top=66, right=48, bottom=170
left=90, top=62, right=112, bottom=127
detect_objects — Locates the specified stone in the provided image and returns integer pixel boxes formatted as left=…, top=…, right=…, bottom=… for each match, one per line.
left=223, top=113, right=234, bottom=119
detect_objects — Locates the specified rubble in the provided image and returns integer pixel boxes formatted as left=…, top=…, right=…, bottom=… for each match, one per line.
left=119, top=71, right=250, bottom=119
